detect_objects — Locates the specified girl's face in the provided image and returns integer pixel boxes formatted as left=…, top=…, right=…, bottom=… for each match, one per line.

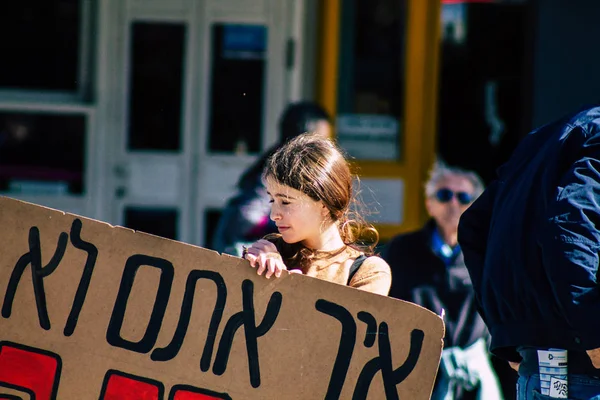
left=265, top=178, right=330, bottom=248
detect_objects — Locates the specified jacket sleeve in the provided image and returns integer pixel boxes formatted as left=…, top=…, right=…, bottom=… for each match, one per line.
left=541, top=155, right=600, bottom=350
left=457, top=180, right=500, bottom=323
left=379, top=236, right=407, bottom=300
left=211, top=184, right=271, bottom=255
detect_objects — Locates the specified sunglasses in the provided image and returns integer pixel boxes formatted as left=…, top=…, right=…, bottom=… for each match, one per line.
left=434, top=188, right=474, bottom=205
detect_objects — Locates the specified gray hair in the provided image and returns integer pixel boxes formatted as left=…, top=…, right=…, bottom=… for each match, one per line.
left=424, top=160, right=485, bottom=199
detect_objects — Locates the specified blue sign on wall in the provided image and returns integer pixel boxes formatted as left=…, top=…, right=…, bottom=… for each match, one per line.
left=222, top=24, right=267, bottom=59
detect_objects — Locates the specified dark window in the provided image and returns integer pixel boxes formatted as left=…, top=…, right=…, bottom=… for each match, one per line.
left=438, top=2, right=531, bottom=183
left=124, top=207, right=179, bottom=240
left=337, top=0, right=408, bottom=161
left=208, top=24, right=267, bottom=154
left=0, top=1, right=82, bottom=91
left=0, top=112, right=86, bottom=195
left=127, top=22, right=186, bottom=151
left=203, top=208, right=223, bottom=248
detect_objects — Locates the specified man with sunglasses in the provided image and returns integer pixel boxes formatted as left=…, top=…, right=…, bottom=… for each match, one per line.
left=382, top=161, right=503, bottom=399
left=458, top=104, right=600, bottom=399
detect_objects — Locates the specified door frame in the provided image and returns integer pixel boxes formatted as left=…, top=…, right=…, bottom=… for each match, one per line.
left=96, top=0, right=300, bottom=247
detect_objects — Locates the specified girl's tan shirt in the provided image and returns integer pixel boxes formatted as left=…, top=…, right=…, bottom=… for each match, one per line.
left=302, top=246, right=392, bottom=296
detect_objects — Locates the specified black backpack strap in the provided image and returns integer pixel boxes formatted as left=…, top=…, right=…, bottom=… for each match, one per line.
left=347, top=254, right=368, bottom=285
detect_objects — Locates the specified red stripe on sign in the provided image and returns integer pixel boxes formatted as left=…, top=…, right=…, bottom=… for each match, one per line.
left=170, top=385, right=231, bottom=400
left=102, top=371, right=162, bottom=400
left=172, top=392, right=222, bottom=400
left=0, top=342, right=61, bottom=400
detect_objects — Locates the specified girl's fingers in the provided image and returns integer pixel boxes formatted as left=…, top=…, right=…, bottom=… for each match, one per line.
left=244, top=253, right=258, bottom=268
left=273, top=260, right=288, bottom=278
left=256, top=253, right=268, bottom=275
left=265, top=258, right=276, bottom=279
left=244, top=244, right=287, bottom=279
left=274, top=261, right=283, bottom=278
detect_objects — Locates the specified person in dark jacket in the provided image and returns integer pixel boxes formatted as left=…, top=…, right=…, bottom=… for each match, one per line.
left=382, top=160, right=502, bottom=400
left=211, top=101, right=331, bottom=256
left=458, top=104, right=600, bottom=399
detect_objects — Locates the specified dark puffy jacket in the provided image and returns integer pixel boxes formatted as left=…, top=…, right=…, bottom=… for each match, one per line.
left=211, top=168, right=276, bottom=256
left=458, top=104, right=600, bottom=362
left=382, top=220, right=488, bottom=349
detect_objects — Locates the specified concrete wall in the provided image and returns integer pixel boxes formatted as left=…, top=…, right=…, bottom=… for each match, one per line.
left=531, top=0, right=600, bottom=127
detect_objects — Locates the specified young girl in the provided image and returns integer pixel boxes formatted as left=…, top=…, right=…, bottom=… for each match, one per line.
left=212, top=102, right=331, bottom=256
left=243, top=133, right=391, bottom=296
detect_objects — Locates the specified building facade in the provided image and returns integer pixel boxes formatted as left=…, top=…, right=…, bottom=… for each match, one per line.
left=1, top=0, right=596, bottom=249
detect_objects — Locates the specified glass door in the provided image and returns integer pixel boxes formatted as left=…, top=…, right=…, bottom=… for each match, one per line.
left=105, top=1, right=195, bottom=243
left=103, top=0, right=294, bottom=247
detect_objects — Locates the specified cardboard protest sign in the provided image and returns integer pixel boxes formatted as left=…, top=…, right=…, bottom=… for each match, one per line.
left=0, top=196, right=444, bottom=399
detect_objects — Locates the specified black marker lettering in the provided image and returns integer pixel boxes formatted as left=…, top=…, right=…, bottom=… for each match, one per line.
left=353, top=326, right=424, bottom=400
left=213, top=279, right=282, bottom=388
left=106, top=255, right=174, bottom=353
left=2, top=227, right=68, bottom=330
left=64, top=219, right=98, bottom=336
left=316, top=299, right=357, bottom=400
left=357, top=311, right=377, bottom=348
left=151, top=270, right=227, bottom=371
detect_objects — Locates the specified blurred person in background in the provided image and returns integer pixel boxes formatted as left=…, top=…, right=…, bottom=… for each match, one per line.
left=211, top=101, right=331, bottom=256
left=382, top=160, right=503, bottom=400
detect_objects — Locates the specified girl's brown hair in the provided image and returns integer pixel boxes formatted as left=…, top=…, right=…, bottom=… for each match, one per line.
left=262, top=133, right=378, bottom=270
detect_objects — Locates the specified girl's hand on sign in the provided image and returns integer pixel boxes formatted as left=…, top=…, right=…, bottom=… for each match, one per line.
left=243, top=239, right=288, bottom=279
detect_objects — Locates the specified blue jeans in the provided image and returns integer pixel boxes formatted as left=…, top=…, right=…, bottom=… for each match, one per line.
left=517, top=374, right=600, bottom=399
